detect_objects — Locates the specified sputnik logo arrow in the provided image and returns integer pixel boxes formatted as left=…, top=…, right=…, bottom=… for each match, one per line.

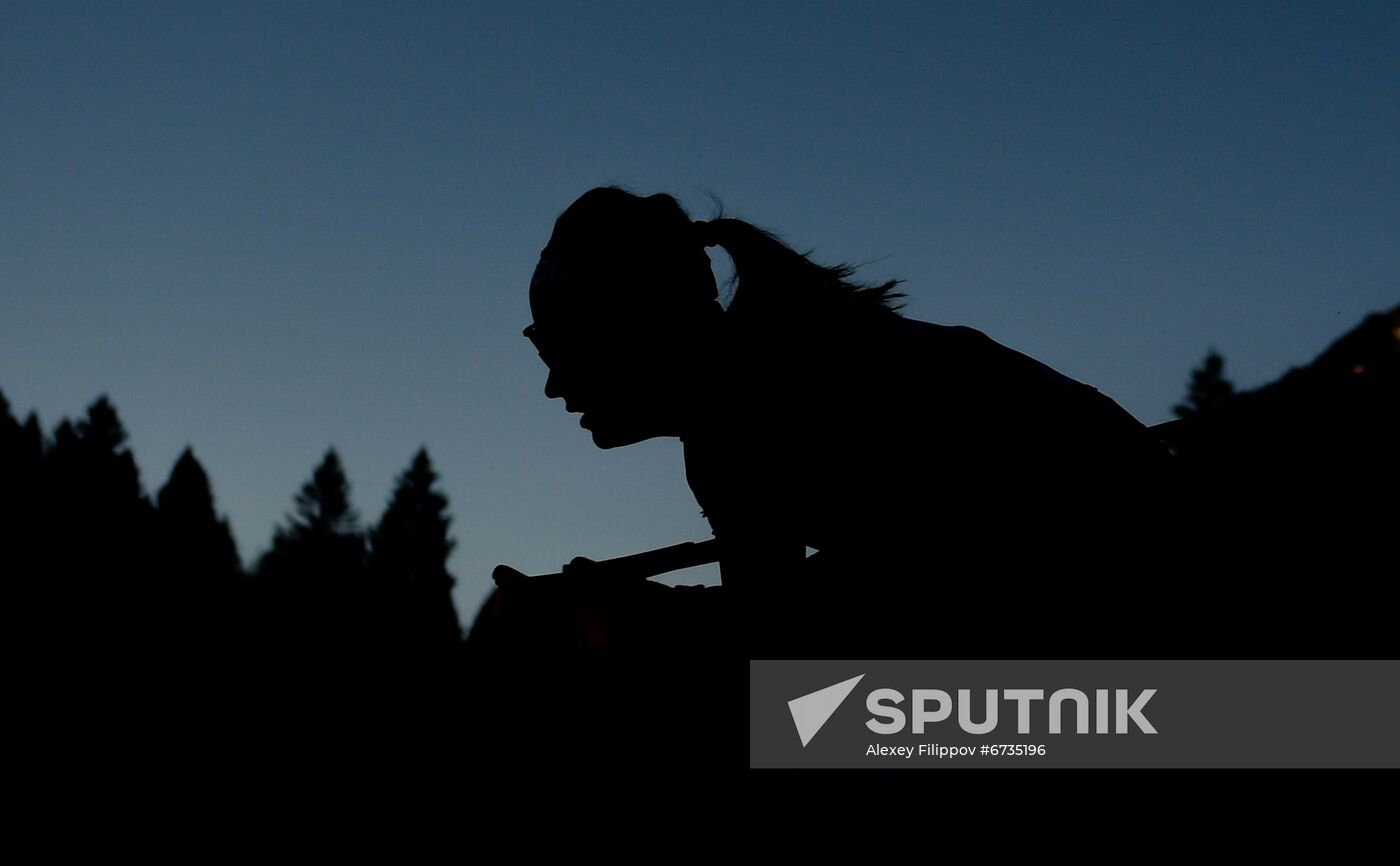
left=788, top=674, right=865, bottom=747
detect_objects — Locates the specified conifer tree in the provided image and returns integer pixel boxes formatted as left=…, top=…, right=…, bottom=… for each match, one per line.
left=1173, top=350, right=1235, bottom=418
left=370, top=448, right=455, bottom=586
left=1, top=388, right=16, bottom=442
left=0, top=390, right=45, bottom=575
left=28, top=397, right=155, bottom=673
left=44, top=396, right=154, bottom=574
left=155, top=447, right=242, bottom=581
left=259, top=448, right=365, bottom=581
left=370, top=448, right=462, bottom=645
left=0, top=389, right=44, bottom=499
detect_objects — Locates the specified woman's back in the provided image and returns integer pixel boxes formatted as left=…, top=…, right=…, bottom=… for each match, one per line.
left=682, top=313, right=1175, bottom=657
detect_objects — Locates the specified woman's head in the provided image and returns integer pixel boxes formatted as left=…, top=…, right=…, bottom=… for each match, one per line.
left=526, top=186, right=907, bottom=447
left=527, top=187, right=723, bottom=448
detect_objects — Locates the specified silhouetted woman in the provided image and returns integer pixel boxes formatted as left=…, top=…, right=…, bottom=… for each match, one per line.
left=525, top=187, right=1172, bottom=657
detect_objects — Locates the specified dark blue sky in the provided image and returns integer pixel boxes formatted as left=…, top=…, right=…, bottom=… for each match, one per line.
left=3, top=1, right=1397, bottom=624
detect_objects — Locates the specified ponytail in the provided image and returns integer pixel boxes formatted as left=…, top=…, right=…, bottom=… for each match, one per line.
left=691, top=216, right=905, bottom=322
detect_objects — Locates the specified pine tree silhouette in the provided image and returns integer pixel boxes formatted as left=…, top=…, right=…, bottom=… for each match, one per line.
left=64, top=396, right=149, bottom=512
left=369, top=447, right=463, bottom=647
left=259, top=448, right=365, bottom=582
left=1, top=388, right=19, bottom=444
left=250, top=448, right=369, bottom=703
left=42, top=396, right=154, bottom=582
left=295, top=450, right=359, bottom=535
left=155, top=447, right=242, bottom=581
left=78, top=396, right=130, bottom=458
left=1173, top=350, right=1235, bottom=418
left=141, top=448, right=244, bottom=699
left=22, top=396, right=158, bottom=713
left=1, top=391, right=44, bottom=512
left=1, top=390, right=46, bottom=579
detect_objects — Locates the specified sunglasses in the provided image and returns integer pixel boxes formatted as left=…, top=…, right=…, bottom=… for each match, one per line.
left=523, top=322, right=583, bottom=367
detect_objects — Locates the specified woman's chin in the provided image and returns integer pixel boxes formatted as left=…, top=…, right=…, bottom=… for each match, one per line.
left=585, top=418, right=651, bottom=449
left=590, top=429, right=636, bottom=449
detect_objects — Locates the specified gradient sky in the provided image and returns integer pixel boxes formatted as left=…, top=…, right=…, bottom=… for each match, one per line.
left=3, top=1, right=1397, bottom=626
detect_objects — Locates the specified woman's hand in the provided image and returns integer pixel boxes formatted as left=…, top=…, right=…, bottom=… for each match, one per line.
left=560, top=556, right=599, bottom=576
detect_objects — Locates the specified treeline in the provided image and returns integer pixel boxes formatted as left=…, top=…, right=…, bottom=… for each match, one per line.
left=3, top=388, right=470, bottom=765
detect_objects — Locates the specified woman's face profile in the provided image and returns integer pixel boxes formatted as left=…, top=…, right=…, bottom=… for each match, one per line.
left=527, top=258, right=679, bottom=449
